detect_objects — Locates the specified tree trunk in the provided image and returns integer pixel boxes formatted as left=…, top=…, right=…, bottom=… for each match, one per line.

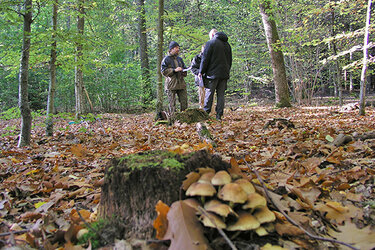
left=75, top=0, right=87, bottom=117
left=18, top=0, right=33, bottom=147
left=156, top=0, right=164, bottom=118
left=137, top=0, right=152, bottom=106
left=259, top=1, right=291, bottom=108
left=330, top=6, right=343, bottom=106
left=46, top=0, right=58, bottom=137
left=359, top=0, right=372, bottom=115
left=99, top=150, right=229, bottom=239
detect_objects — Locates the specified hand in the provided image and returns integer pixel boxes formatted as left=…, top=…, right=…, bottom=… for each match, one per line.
left=175, top=67, right=183, bottom=72
left=198, top=73, right=202, bottom=79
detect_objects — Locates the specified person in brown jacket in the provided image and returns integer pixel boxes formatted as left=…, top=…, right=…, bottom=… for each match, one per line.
left=161, top=41, right=188, bottom=117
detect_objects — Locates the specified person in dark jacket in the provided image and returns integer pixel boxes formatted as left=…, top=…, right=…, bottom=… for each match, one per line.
left=199, top=29, right=232, bottom=121
left=161, top=41, right=188, bottom=117
left=190, top=45, right=205, bottom=109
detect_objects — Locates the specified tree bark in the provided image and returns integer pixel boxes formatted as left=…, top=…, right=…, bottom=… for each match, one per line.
left=75, top=0, right=87, bottom=117
left=137, top=0, right=152, bottom=106
left=156, top=0, right=164, bottom=118
left=46, top=0, right=58, bottom=136
left=359, top=0, right=372, bottom=115
left=259, top=1, right=291, bottom=108
left=18, top=0, right=33, bottom=147
left=330, top=6, right=343, bottom=106
left=99, top=150, right=229, bottom=239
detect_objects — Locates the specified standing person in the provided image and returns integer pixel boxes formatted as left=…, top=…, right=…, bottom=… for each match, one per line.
left=161, top=41, right=188, bottom=117
left=190, top=45, right=205, bottom=109
left=199, top=29, right=232, bottom=121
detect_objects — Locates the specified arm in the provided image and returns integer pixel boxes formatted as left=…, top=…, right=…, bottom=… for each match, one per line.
left=161, top=56, right=175, bottom=77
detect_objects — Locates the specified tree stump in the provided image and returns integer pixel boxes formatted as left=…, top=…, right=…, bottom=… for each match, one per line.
left=98, top=150, right=230, bottom=240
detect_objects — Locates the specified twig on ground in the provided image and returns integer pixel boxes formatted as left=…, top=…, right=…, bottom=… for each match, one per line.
left=197, top=206, right=238, bottom=250
left=74, top=204, right=108, bottom=245
left=243, top=159, right=359, bottom=250
left=0, top=230, right=29, bottom=237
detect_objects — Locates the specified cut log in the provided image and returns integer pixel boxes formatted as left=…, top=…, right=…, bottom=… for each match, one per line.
left=98, top=150, right=229, bottom=239
left=196, top=122, right=217, bottom=147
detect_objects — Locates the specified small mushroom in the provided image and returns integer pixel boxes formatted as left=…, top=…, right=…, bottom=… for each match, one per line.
left=183, top=198, right=200, bottom=212
left=204, top=200, right=238, bottom=218
left=234, top=178, right=255, bottom=194
left=242, top=192, right=267, bottom=210
left=255, top=226, right=268, bottom=236
left=197, top=167, right=215, bottom=175
left=182, top=172, right=200, bottom=191
left=186, top=182, right=216, bottom=197
left=198, top=172, right=215, bottom=184
left=199, top=212, right=226, bottom=229
left=218, top=183, right=247, bottom=205
left=211, top=170, right=231, bottom=186
left=227, top=211, right=260, bottom=231
left=253, top=207, right=276, bottom=224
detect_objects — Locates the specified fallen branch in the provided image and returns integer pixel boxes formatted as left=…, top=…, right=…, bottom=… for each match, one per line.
left=243, top=159, right=359, bottom=250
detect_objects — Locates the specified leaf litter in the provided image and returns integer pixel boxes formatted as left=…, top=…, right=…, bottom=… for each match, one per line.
left=0, top=106, right=374, bottom=249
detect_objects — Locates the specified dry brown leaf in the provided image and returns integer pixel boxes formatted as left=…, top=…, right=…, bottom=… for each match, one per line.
left=182, top=172, right=200, bottom=191
left=328, top=222, right=375, bottom=249
left=275, top=222, right=304, bottom=236
left=315, top=201, right=350, bottom=224
left=163, top=201, right=209, bottom=250
left=153, top=200, right=170, bottom=240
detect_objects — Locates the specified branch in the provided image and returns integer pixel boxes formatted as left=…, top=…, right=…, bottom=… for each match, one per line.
left=243, top=159, right=359, bottom=250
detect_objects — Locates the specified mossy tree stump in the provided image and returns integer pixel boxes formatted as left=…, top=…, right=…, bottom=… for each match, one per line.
left=99, top=150, right=230, bottom=239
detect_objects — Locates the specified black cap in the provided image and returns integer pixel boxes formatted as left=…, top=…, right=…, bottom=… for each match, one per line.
left=169, top=41, right=180, bottom=50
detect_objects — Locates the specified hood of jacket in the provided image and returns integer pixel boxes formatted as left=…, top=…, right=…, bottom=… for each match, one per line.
left=214, top=32, right=228, bottom=42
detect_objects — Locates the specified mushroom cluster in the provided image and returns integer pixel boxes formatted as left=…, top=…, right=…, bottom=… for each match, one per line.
left=183, top=168, right=276, bottom=236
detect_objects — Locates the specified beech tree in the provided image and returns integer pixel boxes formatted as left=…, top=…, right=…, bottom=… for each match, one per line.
left=259, top=1, right=291, bottom=108
left=359, top=0, right=372, bottom=115
left=18, top=0, right=33, bottom=147
left=75, top=0, right=87, bottom=117
left=46, top=0, right=58, bottom=136
left=156, top=0, right=164, bottom=118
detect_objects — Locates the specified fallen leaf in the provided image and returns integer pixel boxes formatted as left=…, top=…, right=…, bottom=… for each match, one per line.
left=163, top=201, right=209, bottom=250
left=328, top=222, right=375, bottom=249
left=153, top=200, right=170, bottom=239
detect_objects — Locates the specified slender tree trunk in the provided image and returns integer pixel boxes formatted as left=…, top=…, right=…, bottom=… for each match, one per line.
left=359, top=0, right=372, bottom=115
left=329, top=2, right=343, bottom=106
left=156, top=0, right=164, bottom=118
left=137, top=0, right=152, bottom=106
left=46, top=0, right=58, bottom=136
left=75, top=0, right=86, bottom=117
left=259, top=1, right=291, bottom=108
left=18, top=0, right=33, bottom=147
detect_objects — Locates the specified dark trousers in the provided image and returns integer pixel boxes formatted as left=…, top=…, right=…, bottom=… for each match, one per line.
left=204, top=78, right=227, bottom=119
left=166, top=88, right=188, bottom=116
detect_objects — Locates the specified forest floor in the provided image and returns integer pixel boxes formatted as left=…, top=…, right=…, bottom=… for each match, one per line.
left=0, top=103, right=375, bottom=249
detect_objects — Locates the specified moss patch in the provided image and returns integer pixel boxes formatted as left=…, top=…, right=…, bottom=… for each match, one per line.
left=119, top=150, right=186, bottom=171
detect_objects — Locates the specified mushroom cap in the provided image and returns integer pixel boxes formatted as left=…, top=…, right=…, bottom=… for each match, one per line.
left=254, top=207, right=276, bottom=224
left=182, top=172, right=200, bottom=191
left=234, top=178, right=255, bottom=194
left=197, top=167, right=215, bottom=175
left=218, top=183, right=247, bottom=204
left=204, top=200, right=238, bottom=218
left=199, top=212, right=226, bottom=229
left=242, top=192, right=267, bottom=210
left=227, top=211, right=260, bottom=231
left=183, top=198, right=200, bottom=212
left=186, top=182, right=216, bottom=197
left=198, top=172, right=215, bottom=184
left=211, top=170, right=231, bottom=186
left=255, top=226, right=268, bottom=236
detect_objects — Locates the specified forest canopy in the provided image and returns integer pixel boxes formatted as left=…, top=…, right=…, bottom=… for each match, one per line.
left=0, top=0, right=373, bottom=113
